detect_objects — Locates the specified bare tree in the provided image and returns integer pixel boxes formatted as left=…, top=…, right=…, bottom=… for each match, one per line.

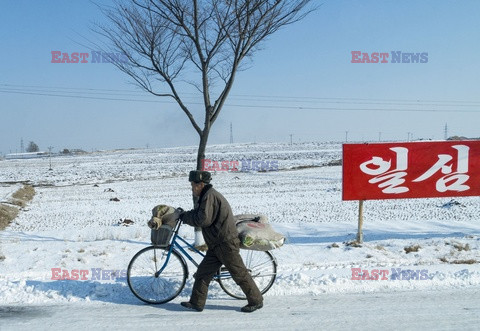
left=97, top=0, right=315, bottom=169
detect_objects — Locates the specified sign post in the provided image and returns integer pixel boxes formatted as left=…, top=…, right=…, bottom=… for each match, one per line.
left=357, top=200, right=364, bottom=242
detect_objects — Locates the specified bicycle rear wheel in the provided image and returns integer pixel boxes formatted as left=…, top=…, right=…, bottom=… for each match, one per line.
left=127, top=246, right=187, bottom=304
left=218, top=250, right=277, bottom=299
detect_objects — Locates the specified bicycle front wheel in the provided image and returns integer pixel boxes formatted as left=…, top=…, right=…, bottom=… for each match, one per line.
left=127, top=246, right=187, bottom=304
left=218, top=250, right=277, bottom=299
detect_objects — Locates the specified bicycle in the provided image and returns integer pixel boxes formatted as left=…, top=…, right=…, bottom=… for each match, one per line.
left=127, top=220, right=278, bottom=304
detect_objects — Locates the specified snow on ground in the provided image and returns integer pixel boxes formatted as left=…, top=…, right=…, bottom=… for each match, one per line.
left=0, top=183, right=23, bottom=203
left=1, top=142, right=479, bottom=329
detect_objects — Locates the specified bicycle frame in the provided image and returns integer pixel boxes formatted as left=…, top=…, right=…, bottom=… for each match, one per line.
left=154, top=221, right=232, bottom=281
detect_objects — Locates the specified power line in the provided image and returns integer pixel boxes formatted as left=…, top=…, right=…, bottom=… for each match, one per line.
left=1, top=83, right=480, bottom=113
left=0, top=89, right=174, bottom=103
left=3, top=83, right=480, bottom=106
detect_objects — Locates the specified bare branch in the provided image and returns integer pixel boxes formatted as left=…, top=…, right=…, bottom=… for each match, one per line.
left=94, top=0, right=315, bottom=160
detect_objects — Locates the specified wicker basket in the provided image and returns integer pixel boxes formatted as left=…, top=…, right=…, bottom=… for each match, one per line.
left=151, top=224, right=174, bottom=247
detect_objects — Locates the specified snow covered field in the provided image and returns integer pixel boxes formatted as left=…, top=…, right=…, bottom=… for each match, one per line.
left=1, top=142, right=479, bottom=330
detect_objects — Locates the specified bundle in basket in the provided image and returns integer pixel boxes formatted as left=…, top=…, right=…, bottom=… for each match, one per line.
left=149, top=205, right=178, bottom=247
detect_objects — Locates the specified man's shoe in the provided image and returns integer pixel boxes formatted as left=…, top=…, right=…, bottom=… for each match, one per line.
left=181, top=301, right=203, bottom=312
left=241, top=302, right=263, bottom=313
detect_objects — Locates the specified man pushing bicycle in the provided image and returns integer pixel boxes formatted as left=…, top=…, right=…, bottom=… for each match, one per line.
left=166, top=170, right=264, bottom=313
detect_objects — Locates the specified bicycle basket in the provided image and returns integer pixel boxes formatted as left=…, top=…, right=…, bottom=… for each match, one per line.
left=151, top=224, right=174, bottom=247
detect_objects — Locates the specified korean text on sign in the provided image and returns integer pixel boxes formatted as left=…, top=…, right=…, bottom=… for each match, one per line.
left=342, top=141, right=480, bottom=200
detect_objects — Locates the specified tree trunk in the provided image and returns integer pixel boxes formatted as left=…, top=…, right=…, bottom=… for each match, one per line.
left=193, top=126, right=210, bottom=248
left=196, top=128, right=210, bottom=170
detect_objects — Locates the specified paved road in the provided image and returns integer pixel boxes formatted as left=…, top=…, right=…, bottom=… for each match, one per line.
left=1, top=288, right=479, bottom=330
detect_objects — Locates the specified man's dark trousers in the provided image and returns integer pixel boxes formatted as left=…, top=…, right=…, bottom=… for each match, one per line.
left=190, top=238, right=263, bottom=308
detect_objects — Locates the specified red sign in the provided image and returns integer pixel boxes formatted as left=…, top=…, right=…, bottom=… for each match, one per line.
left=342, top=141, right=480, bottom=200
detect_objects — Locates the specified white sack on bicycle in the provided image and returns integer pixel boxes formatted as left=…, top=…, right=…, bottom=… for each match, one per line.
left=234, top=214, right=285, bottom=251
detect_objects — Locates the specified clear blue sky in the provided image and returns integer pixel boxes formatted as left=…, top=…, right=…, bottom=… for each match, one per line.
left=1, top=0, right=480, bottom=155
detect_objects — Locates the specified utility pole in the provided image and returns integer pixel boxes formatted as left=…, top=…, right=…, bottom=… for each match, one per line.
left=230, top=122, right=233, bottom=144
left=444, top=123, right=448, bottom=140
left=407, top=132, right=412, bottom=142
left=48, top=146, right=53, bottom=170
left=345, top=131, right=349, bottom=142
left=289, top=134, right=293, bottom=145
left=378, top=132, right=382, bottom=142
